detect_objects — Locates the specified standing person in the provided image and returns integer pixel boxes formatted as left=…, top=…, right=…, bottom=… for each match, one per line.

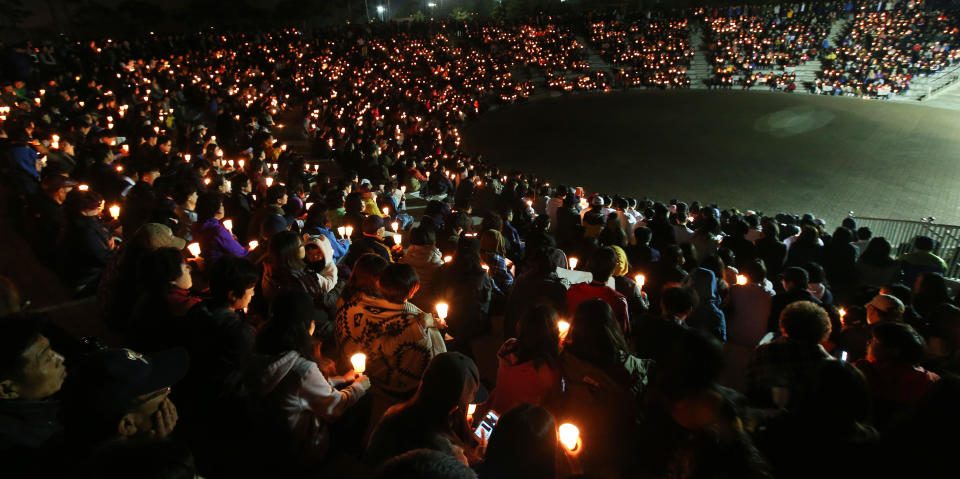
left=193, top=191, right=248, bottom=263
left=254, top=291, right=370, bottom=472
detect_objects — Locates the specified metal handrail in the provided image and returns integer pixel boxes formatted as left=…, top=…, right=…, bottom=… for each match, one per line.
left=850, top=214, right=960, bottom=279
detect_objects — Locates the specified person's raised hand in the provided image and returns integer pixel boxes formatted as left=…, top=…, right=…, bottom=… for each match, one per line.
left=150, top=397, right=178, bottom=439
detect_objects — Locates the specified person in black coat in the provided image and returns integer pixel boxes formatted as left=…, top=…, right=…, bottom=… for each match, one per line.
left=59, top=190, right=115, bottom=295
left=767, top=267, right=822, bottom=334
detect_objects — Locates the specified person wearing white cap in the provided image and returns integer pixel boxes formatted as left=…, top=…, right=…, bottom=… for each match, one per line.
left=865, top=294, right=905, bottom=325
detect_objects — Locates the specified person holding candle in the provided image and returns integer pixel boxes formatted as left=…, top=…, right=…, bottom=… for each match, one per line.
left=342, top=215, right=395, bottom=268
left=558, top=299, right=652, bottom=477
left=366, top=352, right=480, bottom=468
left=246, top=184, right=288, bottom=244
left=723, top=259, right=776, bottom=391
left=435, top=237, right=500, bottom=355
left=254, top=290, right=370, bottom=472
left=477, top=404, right=560, bottom=479
left=399, top=226, right=444, bottom=309
left=127, top=247, right=201, bottom=353
left=504, top=248, right=568, bottom=339
left=192, top=191, right=249, bottom=264
left=609, top=245, right=648, bottom=324
left=565, top=247, right=630, bottom=335
left=262, top=231, right=339, bottom=333
left=336, top=263, right=446, bottom=436
left=303, top=205, right=351, bottom=264
left=478, top=229, right=514, bottom=293
left=59, top=189, right=116, bottom=295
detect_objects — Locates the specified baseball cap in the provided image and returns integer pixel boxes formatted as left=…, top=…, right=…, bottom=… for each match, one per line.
left=41, top=175, right=78, bottom=192
left=362, top=214, right=385, bottom=235
left=70, top=348, right=189, bottom=416
left=134, top=223, right=187, bottom=250
left=589, top=195, right=604, bottom=206
left=866, top=294, right=905, bottom=314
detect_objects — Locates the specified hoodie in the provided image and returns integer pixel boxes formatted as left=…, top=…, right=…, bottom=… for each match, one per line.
left=683, top=268, right=727, bottom=342
left=256, top=351, right=368, bottom=460
left=399, top=244, right=443, bottom=307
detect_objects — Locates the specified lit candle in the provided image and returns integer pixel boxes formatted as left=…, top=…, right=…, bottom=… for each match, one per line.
left=443, top=255, right=453, bottom=263
left=393, top=234, right=402, bottom=245
left=467, top=403, right=477, bottom=423
left=344, top=226, right=353, bottom=238
left=558, top=423, right=581, bottom=453
left=305, top=202, right=314, bottom=210
left=183, top=153, right=190, bottom=162
left=382, top=206, right=389, bottom=216
left=248, top=240, right=259, bottom=250
left=350, top=353, right=367, bottom=374
left=391, top=221, right=399, bottom=232
left=203, top=178, right=211, bottom=185
left=481, top=264, right=490, bottom=273
left=400, top=186, right=406, bottom=194
left=436, top=302, right=449, bottom=327
left=187, top=242, right=201, bottom=257
left=337, top=226, right=346, bottom=237
left=838, top=308, right=847, bottom=320
left=265, top=177, right=274, bottom=187
left=736, top=275, right=748, bottom=286
left=238, top=159, right=245, bottom=169
left=222, top=219, right=233, bottom=231
left=108, top=204, right=121, bottom=219
left=569, top=257, right=578, bottom=269
left=78, top=184, right=89, bottom=191
left=557, top=320, right=570, bottom=340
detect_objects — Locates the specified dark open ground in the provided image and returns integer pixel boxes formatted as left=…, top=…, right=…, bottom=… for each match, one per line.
left=462, top=90, right=960, bottom=227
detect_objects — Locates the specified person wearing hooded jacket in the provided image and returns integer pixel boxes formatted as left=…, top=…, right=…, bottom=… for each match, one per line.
left=255, top=291, right=370, bottom=470
left=683, top=268, right=727, bottom=342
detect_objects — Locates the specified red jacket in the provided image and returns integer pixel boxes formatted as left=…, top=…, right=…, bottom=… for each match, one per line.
left=566, top=282, right=630, bottom=334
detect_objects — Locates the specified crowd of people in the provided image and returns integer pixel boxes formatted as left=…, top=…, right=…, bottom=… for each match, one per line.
left=2, top=6, right=960, bottom=479
left=817, top=5, right=960, bottom=97
left=701, top=4, right=836, bottom=89
left=588, top=17, right=693, bottom=88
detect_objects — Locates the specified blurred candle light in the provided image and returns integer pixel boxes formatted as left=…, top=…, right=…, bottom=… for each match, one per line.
left=350, top=353, right=367, bottom=374
left=266, top=177, right=274, bottom=187
left=393, top=234, right=402, bottom=245
left=187, top=242, right=201, bottom=257
left=736, top=274, right=748, bottom=286
left=557, top=320, right=571, bottom=340
left=222, top=219, right=233, bottom=231
left=78, top=184, right=89, bottom=191
left=558, top=424, right=581, bottom=453
left=443, top=255, right=453, bottom=263
left=344, top=226, right=353, bottom=238
left=391, top=221, right=399, bottom=232
left=248, top=240, right=259, bottom=250
left=569, top=257, right=579, bottom=269
left=108, top=204, right=121, bottom=219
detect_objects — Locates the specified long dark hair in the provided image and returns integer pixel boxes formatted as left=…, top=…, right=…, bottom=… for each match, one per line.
left=257, top=290, right=315, bottom=359
left=267, top=230, right=305, bottom=271
left=510, top=305, right=560, bottom=369
left=451, top=236, right=484, bottom=277
left=479, top=404, right=557, bottom=479
left=860, top=237, right=896, bottom=267
left=342, top=253, right=388, bottom=302
left=565, top=299, right=630, bottom=377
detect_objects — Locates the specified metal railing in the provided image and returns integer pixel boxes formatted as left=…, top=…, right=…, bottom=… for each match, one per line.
left=850, top=215, right=960, bottom=279
left=921, top=61, right=960, bottom=100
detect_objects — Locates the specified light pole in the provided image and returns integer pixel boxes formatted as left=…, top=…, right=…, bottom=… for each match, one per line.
left=376, top=5, right=386, bottom=22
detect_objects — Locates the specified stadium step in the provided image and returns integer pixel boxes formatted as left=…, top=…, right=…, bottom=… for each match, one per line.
left=688, top=27, right=712, bottom=89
